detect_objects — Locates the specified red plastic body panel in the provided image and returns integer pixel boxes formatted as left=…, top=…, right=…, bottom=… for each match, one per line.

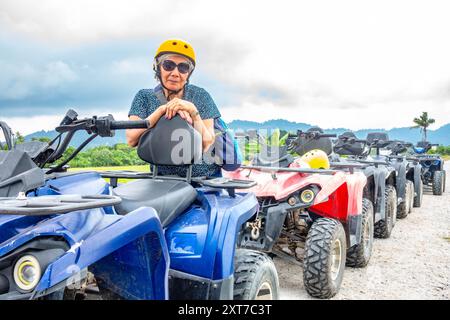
left=223, top=164, right=367, bottom=222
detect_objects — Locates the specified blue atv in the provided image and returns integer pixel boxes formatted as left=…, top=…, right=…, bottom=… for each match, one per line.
left=411, top=141, right=446, bottom=196
left=0, top=110, right=279, bottom=300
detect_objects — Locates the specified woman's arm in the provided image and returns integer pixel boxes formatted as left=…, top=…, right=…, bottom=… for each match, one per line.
left=126, top=105, right=167, bottom=147
left=192, top=117, right=215, bottom=152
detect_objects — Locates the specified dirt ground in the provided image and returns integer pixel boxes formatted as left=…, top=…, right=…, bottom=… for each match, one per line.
left=276, top=163, right=450, bottom=300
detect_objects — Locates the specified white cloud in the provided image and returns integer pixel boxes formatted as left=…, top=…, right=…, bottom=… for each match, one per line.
left=111, top=57, right=152, bottom=75
left=1, top=0, right=450, bottom=129
left=0, top=60, right=78, bottom=100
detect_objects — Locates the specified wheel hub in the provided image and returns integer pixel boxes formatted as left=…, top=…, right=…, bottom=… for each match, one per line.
left=256, top=282, right=273, bottom=300
left=330, top=239, right=342, bottom=281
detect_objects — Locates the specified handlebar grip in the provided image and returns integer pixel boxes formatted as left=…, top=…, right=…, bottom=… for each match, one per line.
left=110, top=120, right=149, bottom=130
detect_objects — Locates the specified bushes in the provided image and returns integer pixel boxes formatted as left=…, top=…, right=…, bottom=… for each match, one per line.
left=57, top=143, right=146, bottom=168
left=433, top=146, right=450, bottom=156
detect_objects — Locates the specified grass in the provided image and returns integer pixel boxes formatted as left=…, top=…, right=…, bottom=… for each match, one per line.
left=69, top=165, right=150, bottom=184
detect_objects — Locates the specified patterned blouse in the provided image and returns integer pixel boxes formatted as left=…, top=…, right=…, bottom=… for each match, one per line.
left=128, top=84, right=222, bottom=177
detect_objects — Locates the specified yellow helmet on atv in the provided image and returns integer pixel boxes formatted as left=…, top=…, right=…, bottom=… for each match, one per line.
left=300, top=149, right=330, bottom=169
left=155, top=39, right=196, bottom=65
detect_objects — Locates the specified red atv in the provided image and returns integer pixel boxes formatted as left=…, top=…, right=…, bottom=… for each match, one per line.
left=224, top=130, right=373, bottom=299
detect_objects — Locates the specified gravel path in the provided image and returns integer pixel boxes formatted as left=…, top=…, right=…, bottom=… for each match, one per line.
left=277, top=163, right=450, bottom=300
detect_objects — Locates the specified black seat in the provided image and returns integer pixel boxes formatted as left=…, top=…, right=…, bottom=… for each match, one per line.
left=112, top=179, right=197, bottom=227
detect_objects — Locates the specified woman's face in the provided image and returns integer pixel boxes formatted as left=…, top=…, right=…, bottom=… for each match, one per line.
left=160, top=55, right=191, bottom=91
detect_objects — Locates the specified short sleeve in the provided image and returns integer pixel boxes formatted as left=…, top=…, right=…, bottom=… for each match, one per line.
left=128, top=90, right=148, bottom=119
left=196, top=88, right=221, bottom=120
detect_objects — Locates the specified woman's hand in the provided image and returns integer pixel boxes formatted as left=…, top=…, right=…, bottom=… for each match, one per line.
left=165, top=98, right=200, bottom=121
left=177, top=110, right=193, bottom=124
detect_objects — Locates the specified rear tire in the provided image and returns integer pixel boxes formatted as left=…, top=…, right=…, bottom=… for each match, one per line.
left=374, top=185, right=397, bottom=238
left=413, top=179, right=423, bottom=207
left=346, top=198, right=374, bottom=268
left=432, top=170, right=444, bottom=195
left=443, top=170, right=446, bottom=193
left=303, top=218, right=347, bottom=299
left=397, top=180, right=413, bottom=219
left=233, top=249, right=279, bottom=300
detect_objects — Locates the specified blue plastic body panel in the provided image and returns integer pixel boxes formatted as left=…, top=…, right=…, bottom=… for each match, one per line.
left=0, top=207, right=169, bottom=300
left=165, top=188, right=258, bottom=280
left=35, top=172, right=110, bottom=197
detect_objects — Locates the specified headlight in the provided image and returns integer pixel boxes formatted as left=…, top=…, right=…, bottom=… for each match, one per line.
left=13, top=255, right=41, bottom=292
left=300, top=189, right=315, bottom=203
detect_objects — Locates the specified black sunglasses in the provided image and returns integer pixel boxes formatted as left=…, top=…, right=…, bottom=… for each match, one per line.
left=161, top=60, right=192, bottom=74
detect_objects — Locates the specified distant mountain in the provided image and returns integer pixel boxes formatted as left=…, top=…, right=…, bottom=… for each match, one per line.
left=24, top=129, right=127, bottom=149
left=24, top=120, right=450, bottom=148
left=227, top=120, right=450, bottom=145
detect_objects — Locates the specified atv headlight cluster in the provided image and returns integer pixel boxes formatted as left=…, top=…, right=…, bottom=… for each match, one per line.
left=13, top=255, right=41, bottom=292
left=300, top=189, right=315, bottom=204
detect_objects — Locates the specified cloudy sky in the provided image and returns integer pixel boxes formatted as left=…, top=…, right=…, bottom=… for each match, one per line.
left=1, top=0, right=450, bottom=134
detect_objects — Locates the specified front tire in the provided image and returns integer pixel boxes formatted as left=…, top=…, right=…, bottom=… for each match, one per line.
left=233, top=249, right=279, bottom=300
left=346, top=198, right=374, bottom=268
left=374, top=185, right=397, bottom=238
left=303, top=218, right=347, bottom=299
left=432, top=170, right=445, bottom=195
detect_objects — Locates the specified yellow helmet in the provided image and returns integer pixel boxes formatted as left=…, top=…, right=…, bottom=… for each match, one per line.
left=300, top=149, right=330, bottom=169
left=155, top=39, right=196, bottom=65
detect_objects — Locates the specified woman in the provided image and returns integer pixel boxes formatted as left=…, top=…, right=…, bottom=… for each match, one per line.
left=126, top=39, right=222, bottom=177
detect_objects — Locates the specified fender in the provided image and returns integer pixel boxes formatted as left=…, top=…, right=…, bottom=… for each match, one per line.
left=166, top=189, right=258, bottom=281
left=362, top=166, right=386, bottom=223
left=0, top=207, right=169, bottom=300
left=385, top=168, right=396, bottom=186
left=394, top=160, right=408, bottom=202
left=410, top=163, right=422, bottom=197
left=37, top=207, right=168, bottom=300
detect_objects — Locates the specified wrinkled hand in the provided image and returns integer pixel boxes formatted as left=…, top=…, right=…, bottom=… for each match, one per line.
left=165, top=98, right=199, bottom=120
left=177, top=110, right=193, bottom=124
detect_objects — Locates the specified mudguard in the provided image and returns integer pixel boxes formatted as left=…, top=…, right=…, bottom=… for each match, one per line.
left=165, top=189, right=258, bottom=281
left=363, top=166, right=387, bottom=223
left=409, top=163, right=423, bottom=198
left=0, top=207, right=169, bottom=300
left=392, top=159, right=408, bottom=203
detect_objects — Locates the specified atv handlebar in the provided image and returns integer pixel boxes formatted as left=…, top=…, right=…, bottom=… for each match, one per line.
left=56, top=115, right=149, bottom=136
left=44, top=110, right=150, bottom=170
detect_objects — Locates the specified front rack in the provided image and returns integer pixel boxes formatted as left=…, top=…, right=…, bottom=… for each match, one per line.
left=0, top=194, right=121, bottom=216
left=99, top=170, right=257, bottom=196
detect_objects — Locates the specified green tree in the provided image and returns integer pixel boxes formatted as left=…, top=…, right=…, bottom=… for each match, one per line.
left=15, top=131, right=25, bottom=144
left=411, top=112, right=435, bottom=142
left=32, top=137, right=51, bottom=143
